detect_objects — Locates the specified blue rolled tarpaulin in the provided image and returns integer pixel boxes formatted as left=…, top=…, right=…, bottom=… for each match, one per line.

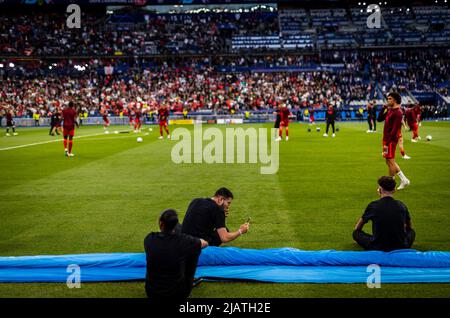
left=0, top=247, right=449, bottom=283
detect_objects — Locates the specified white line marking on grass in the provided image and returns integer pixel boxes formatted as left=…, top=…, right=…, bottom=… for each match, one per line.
left=0, top=132, right=108, bottom=151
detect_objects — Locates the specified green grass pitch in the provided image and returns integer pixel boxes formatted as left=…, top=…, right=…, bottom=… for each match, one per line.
left=0, top=121, right=449, bottom=298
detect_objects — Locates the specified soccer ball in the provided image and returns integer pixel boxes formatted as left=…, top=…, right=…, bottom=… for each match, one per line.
left=137, top=137, right=143, bottom=143
left=114, top=131, right=119, bottom=134
left=316, top=127, right=321, bottom=132
left=307, top=128, right=311, bottom=132
left=426, top=135, right=432, bottom=141
left=104, top=131, right=109, bottom=134
left=149, top=128, right=153, bottom=132
left=336, top=127, right=340, bottom=132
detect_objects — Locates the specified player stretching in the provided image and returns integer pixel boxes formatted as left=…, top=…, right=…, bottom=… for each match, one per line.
left=406, top=104, right=421, bottom=142
left=158, top=105, right=170, bottom=139
left=377, top=92, right=410, bottom=190
left=5, top=109, right=18, bottom=136
left=62, top=102, right=79, bottom=157
left=275, top=103, right=290, bottom=141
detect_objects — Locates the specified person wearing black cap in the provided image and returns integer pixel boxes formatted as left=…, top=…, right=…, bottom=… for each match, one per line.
left=352, top=176, right=415, bottom=252
left=144, top=209, right=208, bottom=301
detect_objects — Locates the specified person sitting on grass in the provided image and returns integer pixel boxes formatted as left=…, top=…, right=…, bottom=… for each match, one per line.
left=181, top=188, right=250, bottom=246
left=353, top=176, right=416, bottom=252
left=144, top=209, right=208, bottom=301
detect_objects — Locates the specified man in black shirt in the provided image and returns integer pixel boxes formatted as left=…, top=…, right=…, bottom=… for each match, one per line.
left=353, top=176, right=415, bottom=252
left=367, top=101, right=377, bottom=133
left=144, top=209, right=208, bottom=300
left=323, top=105, right=337, bottom=138
left=181, top=188, right=249, bottom=246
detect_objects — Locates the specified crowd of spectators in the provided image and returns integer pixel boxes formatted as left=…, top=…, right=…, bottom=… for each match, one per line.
left=1, top=50, right=448, bottom=119
left=0, top=8, right=448, bottom=119
left=1, top=5, right=449, bottom=56
left=0, top=10, right=278, bottom=56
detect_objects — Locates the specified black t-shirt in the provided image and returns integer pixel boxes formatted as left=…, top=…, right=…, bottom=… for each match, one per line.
left=368, top=106, right=377, bottom=118
left=361, top=196, right=411, bottom=251
left=274, top=111, right=281, bottom=127
left=326, top=109, right=336, bottom=122
left=181, top=198, right=226, bottom=242
left=144, top=232, right=201, bottom=299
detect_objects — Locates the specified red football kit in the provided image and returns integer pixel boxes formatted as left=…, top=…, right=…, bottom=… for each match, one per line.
left=382, top=107, right=403, bottom=159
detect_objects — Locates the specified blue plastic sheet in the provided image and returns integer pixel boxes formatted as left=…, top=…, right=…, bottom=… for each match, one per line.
left=0, top=247, right=449, bottom=283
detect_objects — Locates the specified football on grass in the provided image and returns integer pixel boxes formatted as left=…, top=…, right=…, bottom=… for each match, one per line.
left=426, top=135, right=432, bottom=141
left=137, top=137, right=143, bottom=143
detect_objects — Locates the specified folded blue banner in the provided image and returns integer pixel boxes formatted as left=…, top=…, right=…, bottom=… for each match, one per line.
left=1, top=247, right=449, bottom=283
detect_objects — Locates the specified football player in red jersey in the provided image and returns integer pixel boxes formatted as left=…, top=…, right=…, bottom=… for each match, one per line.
left=275, top=103, right=290, bottom=141
left=406, top=104, right=421, bottom=142
left=101, top=106, right=110, bottom=132
left=158, top=104, right=170, bottom=139
left=62, top=101, right=79, bottom=157
left=377, top=92, right=410, bottom=190
left=134, top=106, right=143, bottom=133
left=5, top=108, right=18, bottom=136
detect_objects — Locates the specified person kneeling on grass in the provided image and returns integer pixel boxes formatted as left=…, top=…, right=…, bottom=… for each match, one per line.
left=353, top=176, right=416, bottom=252
left=144, top=209, right=208, bottom=301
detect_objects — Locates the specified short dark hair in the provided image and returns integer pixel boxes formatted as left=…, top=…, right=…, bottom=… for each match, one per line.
left=69, top=101, right=74, bottom=108
left=378, top=176, right=396, bottom=192
left=387, top=92, right=402, bottom=105
left=214, top=187, right=234, bottom=199
left=159, top=209, right=179, bottom=232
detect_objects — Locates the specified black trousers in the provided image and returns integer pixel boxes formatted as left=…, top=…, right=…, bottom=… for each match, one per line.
left=326, top=121, right=335, bottom=134
left=367, top=116, right=376, bottom=131
left=353, top=229, right=416, bottom=251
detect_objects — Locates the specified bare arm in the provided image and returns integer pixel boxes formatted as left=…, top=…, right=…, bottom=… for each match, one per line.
left=217, top=223, right=249, bottom=244
left=200, top=239, right=209, bottom=249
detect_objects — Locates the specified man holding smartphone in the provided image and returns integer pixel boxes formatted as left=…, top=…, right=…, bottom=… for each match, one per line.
left=181, top=188, right=250, bottom=246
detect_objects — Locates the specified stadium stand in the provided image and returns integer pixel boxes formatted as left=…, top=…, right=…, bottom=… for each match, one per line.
left=0, top=2, right=449, bottom=121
